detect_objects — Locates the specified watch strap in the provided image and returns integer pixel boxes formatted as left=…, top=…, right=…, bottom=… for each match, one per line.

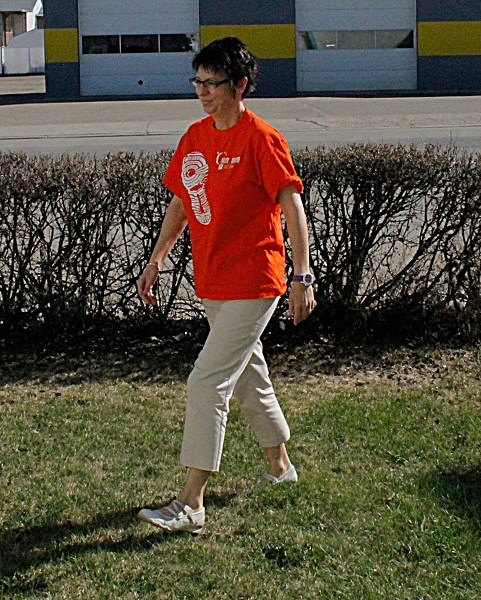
left=292, top=272, right=315, bottom=286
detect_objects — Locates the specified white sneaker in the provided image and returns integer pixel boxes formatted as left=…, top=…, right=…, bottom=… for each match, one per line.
left=137, top=498, right=205, bottom=534
left=238, top=464, right=298, bottom=496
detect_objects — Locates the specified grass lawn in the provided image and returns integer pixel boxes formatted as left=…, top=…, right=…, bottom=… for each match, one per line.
left=1, top=340, right=481, bottom=599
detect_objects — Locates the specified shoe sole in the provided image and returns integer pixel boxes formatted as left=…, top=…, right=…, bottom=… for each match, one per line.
left=157, top=523, right=205, bottom=536
left=138, top=513, right=204, bottom=535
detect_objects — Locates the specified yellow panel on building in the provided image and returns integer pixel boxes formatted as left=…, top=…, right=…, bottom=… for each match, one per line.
left=200, top=24, right=296, bottom=59
left=418, top=21, right=481, bottom=56
left=44, top=28, right=79, bottom=63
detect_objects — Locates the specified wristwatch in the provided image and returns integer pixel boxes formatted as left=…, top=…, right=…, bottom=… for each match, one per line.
left=292, top=272, right=315, bottom=287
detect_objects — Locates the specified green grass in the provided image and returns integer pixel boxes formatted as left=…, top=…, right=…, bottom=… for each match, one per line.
left=1, top=347, right=481, bottom=599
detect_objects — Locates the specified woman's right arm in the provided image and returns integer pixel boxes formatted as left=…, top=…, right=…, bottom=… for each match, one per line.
left=137, top=195, right=187, bottom=305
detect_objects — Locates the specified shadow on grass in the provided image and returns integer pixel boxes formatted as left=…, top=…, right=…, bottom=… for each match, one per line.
left=421, top=466, right=481, bottom=534
left=0, top=334, right=202, bottom=386
left=0, top=508, right=161, bottom=581
left=0, top=492, right=235, bottom=589
left=2, top=324, right=467, bottom=389
left=1, top=314, right=477, bottom=387
left=0, top=322, right=315, bottom=386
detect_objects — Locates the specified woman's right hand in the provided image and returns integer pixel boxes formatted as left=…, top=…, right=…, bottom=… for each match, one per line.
left=137, top=263, right=160, bottom=305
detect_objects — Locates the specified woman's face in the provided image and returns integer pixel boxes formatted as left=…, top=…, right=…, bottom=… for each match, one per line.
left=194, top=66, right=238, bottom=120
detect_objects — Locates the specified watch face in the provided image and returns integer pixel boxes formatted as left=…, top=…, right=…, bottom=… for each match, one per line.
left=304, top=273, right=314, bottom=285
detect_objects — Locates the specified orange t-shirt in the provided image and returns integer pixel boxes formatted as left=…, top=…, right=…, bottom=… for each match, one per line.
left=163, top=108, right=303, bottom=300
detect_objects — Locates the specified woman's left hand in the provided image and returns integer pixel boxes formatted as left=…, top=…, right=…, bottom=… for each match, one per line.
left=288, top=282, right=317, bottom=325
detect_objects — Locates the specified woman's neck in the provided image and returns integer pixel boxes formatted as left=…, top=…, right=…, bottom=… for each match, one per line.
left=214, top=104, right=246, bottom=130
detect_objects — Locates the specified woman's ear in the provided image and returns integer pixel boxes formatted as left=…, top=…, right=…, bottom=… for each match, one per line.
left=236, top=76, right=248, bottom=96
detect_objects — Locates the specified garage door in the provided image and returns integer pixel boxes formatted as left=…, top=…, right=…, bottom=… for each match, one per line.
left=296, top=0, right=417, bottom=92
left=78, top=0, right=199, bottom=96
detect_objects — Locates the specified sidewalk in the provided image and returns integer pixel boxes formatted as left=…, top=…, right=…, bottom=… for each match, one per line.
left=0, top=74, right=45, bottom=95
left=1, top=77, right=480, bottom=154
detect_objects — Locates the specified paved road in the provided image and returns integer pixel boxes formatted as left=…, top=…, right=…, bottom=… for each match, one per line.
left=1, top=78, right=480, bottom=155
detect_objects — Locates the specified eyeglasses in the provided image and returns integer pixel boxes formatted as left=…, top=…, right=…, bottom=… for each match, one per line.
left=190, top=77, right=231, bottom=90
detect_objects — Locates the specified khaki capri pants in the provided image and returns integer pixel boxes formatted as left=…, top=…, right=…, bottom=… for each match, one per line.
left=180, top=297, right=291, bottom=472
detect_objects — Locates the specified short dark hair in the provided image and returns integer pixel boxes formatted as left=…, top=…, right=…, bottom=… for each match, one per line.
left=192, top=37, right=259, bottom=98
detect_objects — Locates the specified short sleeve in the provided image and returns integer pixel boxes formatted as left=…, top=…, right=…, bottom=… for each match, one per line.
left=260, top=131, right=303, bottom=200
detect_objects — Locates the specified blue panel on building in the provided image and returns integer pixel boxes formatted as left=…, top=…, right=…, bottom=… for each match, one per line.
left=417, top=0, right=481, bottom=22
left=253, top=59, right=296, bottom=97
left=200, top=0, right=295, bottom=25
left=43, top=0, right=78, bottom=29
left=418, top=56, right=481, bottom=91
left=45, top=63, right=80, bottom=98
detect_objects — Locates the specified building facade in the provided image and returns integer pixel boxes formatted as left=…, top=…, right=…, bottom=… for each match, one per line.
left=42, top=0, right=481, bottom=99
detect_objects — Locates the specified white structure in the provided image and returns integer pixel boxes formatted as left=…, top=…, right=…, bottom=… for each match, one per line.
left=4, top=27, right=44, bottom=74
left=25, top=0, right=43, bottom=31
left=1, top=0, right=43, bottom=74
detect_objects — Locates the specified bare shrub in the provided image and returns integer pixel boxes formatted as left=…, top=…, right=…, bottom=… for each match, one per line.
left=291, top=144, right=481, bottom=341
left=1, top=145, right=480, bottom=346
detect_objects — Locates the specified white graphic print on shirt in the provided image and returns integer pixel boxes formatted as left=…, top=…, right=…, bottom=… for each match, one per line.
left=181, top=152, right=211, bottom=225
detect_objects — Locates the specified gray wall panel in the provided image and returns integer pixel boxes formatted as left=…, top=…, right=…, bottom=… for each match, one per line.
left=43, top=0, right=78, bottom=29
left=45, top=63, right=80, bottom=98
left=418, top=56, right=481, bottom=91
left=200, top=0, right=294, bottom=25
left=254, top=59, right=296, bottom=97
left=417, top=0, right=481, bottom=22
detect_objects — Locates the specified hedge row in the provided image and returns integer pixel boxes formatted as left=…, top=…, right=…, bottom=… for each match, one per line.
left=294, top=144, right=481, bottom=340
left=1, top=145, right=481, bottom=345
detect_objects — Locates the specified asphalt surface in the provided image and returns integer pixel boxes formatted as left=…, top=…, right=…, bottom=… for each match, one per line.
left=1, top=76, right=481, bottom=155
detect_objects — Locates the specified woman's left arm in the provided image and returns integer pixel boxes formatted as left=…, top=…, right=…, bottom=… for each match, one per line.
left=278, top=185, right=316, bottom=325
